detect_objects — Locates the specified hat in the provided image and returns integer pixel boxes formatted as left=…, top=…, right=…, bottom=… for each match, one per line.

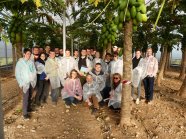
left=113, top=46, right=118, bottom=49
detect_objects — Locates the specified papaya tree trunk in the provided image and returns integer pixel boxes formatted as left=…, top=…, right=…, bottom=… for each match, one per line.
left=178, top=76, right=186, bottom=98
left=159, top=47, right=164, bottom=68
left=120, top=20, right=132, bottom=126
left=12, top=45, right=16, bottom=72
left=16, top=42, right=23, bottom=60
left=157, top=46, right=167, bottom=87
left=179, top=46, right=186, bottom=80
left=107, top=42, right=112, bottom=53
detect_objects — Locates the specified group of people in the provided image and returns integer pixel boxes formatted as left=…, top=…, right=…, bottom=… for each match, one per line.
left=15, top=45, right=158, bottom=119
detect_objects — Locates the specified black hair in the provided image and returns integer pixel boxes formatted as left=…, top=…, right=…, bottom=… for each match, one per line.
left=74, top=49, right=78, bottom=52
left=95, top=63, right=102, bottom=66
left=81, top=48, right=86, bottom=51
left=33, top=45, right=39, bottom=49
left=65, top=49, right=70, bottom=52
left=50, top=48, right=55, bottom=52
left=23, top=48, right=31, bottom=54
left=135, top=48, right=141, bottom=52
left=106, top=53, right=112, bottom=56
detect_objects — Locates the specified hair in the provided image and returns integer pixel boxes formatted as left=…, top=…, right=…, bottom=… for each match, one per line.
left=33, top=45, right=39, bottom=49
left=50, top=48, right=55, bottom=52
left=81, top=48, right=86, bottom=51
left=95, top=63, right=102, bottom=67
left=146, top=47, right=153, bottom=52
left=113, top=73, right=122, bottom=81
left=113, top=51, right=119, bottom=56
left=69, top=69, right=78, bottom=79
left=39, top=52, right=46, bottom=58
left=74, top=49, right=78, bottom=52
left=23, top=48, right=31, bottom=54
left=45, top=45, right=50, bottom=48
left=55, top=47, right=60, bottom=49
left=135, top=48, right=141, bottom=52
left=106, top=53, right=112, bottom=57
left=65, top=49, right=70, bottom=52
left=86, top=74, right=92, bottom=78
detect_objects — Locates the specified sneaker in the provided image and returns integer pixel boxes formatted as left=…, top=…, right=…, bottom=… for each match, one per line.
left=65, top=104, right=70, bottom=109
left=91, top=108, right=98, bottom=114
left=23, top=114, right=30, bottom=119
left=72, top=103, right=77, bottom=107
left=136, top=98, right=140, bottom=105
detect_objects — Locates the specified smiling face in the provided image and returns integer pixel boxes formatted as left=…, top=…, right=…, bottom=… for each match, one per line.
left=49, top=51, right=55, bottom=59
left=40, top=53, right=46, bottom=61
left=113, top=75, right=121, bottom=83
left=65, top=50, right=71, bottom=57
left=86, top=75, right=93, bottom=83
left=146, top=48, right=153, bottom=57
left=95, top=64, right=102, bottom=72
left=24, top=51, right=31, bottom=60
left=81, top=50, right=87, bottom=56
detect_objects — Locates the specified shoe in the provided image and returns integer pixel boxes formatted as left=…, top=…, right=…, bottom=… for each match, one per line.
left=27, top=108, right=34, bottom=112
left=23, top=114, right=30, bottom=119
left=91, top=108, right=98, bottom=114
left=72, top=103, right=77, bottom=107
left=148, top=101, right=153, bottom=105
left=136, top=98, right=140, bottom=105
left=65, top=104, right=70, bottom=109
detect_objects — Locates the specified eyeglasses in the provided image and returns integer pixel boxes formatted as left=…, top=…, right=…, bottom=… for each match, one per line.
left=113, top=77, right=119, bottom=79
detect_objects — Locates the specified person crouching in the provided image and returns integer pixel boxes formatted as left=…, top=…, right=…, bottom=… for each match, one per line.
left=83, top=74, right=102, bottom=114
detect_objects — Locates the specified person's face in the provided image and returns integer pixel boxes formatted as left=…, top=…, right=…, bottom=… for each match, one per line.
left=40, top=54, right=46, bottom=61
left=59, top=49, right=63, bottom=55
left=87, top=49, right=91, bottom=55
left=71, top=71, right=77, bottom=79
left=113, top=47, right=118, bottom=52
left=135, top=51, right=141, bottom=58
left=113, top=54, right=118, bottom=61
left=113, top=75, right=120, bottom=83
left=95, top=52, right=100, bottom=58
left=95, top=65, right=102, bottom=72
left=81, top=50, right=87, bottom=56
left=24, top=51, right=31, bottom=60
left=146, top=49, right=152, bottom=57
left=45, top=46, right=50, bottom=53
left=33, top=48, right=39, bottom=55
left=55, top=48, right=59, bottom=54
left=90, top=49, right=94, bottom=55
left=65, top=51, right=70, bottom=57
left=74, top=51, right=79, bottom=57
left=49, top=51, right=55, bottom=59
left=86, top=75, right=93, bottom=83
left=39, top=48, right=44, bottom=53
left=105, top=55, right=111, bottom=61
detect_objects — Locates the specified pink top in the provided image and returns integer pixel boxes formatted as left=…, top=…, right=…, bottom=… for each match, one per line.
left=61, top=78, right=83, bottom=99
left=143, top=55, right=158, bottom=77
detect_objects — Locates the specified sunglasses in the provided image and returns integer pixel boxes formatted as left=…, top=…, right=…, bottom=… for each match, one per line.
left=113, top=77, right=119, bottom=79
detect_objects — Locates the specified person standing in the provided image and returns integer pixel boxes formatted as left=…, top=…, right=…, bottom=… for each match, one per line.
left=131, top=49, right=143, bottom=104
left=143, top=48, right=158, bottom=104
left=45, top=49, right=61, bottom=106
left=58, top=49, right=79, bottom=86
left=73, top=49, right=79, bottom=62
left=15, top=48, right=37, bottom=119
left=35, top=53, right=49, bottom=106
left=45, top=45, right=50, bottom=58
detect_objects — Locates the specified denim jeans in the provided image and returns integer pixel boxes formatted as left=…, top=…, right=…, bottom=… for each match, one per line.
left=143, top=76, right=155, bottom=101
left=51, top=88, right=60, bottom=102
left=131, top=80, right=141, bottom=99
left=64, top=97, right=78, bottom=105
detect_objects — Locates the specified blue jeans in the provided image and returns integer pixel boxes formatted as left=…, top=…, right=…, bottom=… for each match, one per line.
left=51, top=88, right=60, bottom=102
left=64, top=97, right=78, bottom=105
left=131, top=80, right=141, bottom=99
left=143, top=76, right=155, bottom=101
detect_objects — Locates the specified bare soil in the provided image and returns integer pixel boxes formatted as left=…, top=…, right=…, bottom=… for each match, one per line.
left=2, top=70, right=186, bottom=139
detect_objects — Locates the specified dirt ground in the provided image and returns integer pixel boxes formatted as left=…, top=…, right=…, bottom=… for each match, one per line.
left=2, top=70, right=186, bottom=139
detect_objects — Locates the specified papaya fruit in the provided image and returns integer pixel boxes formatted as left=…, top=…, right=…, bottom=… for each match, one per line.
left=136, top=12, right=142, bottom=22
left=114, top=0, right=119, bottom=8
left=114, top=16, right=120, bottom=25
left=119, top=0, right=127, bottom=10
left=141, top=14, right=147, bottom=22
left=133, top=26, right=137, bottom=31
left=11, top=32, right=15, bottom=38
left=102, top=26, right=106, bottom=32
left=140, top=4, right=146, bottom=14
left=126, top=9, right=131, bottom=18
left=112, top=25, right=117, bottom=32
left=131, top=6, right=137, bottom=19
left=16, top=33, right=21, bottom=43
left=129, top=0, right=136, bottom=6
left=118, top=23, right=123, bottom=30
left=137, top=0, right=145, bottom=4
left=104, top=39, right=108, bottom=45
left=119, top=11, right=125, bottom=22
left=133, top=18, right=138, bottom=25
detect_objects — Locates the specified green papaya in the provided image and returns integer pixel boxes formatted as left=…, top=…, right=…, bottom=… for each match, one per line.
left=114, top=0, right=119, bottom=8
left=118, top=23, right=123, bottom=30
left=129, top=0, right=136, bottom=6
left=133, top=18, right=138, bottom=25
left=136, top=12, right=142, bottom=22
left=131, top=6, right=137, bottom=19
left=102, top=26, right=106, bottom=32
left=104, top=39, right=108, bottom=45
left=114, top=16, right=120, bottom=25
left=112, top=25, right=117, bottom=32
left=140, top=4, right=146, bottom=14
left=126, top=9, right=131, bottom=18
left=119, top=0, right=127, bottom=10
left=137, top=0, right=145, bottom=4
left=11, top=32, right=15, bottom=38
left=133, top=26, right=137, bottom=31
left=119, top=11, right=125, bottom=22
left=111, top=35, right=115, bottom=42
left=141, top=14, right=147, bottom=22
